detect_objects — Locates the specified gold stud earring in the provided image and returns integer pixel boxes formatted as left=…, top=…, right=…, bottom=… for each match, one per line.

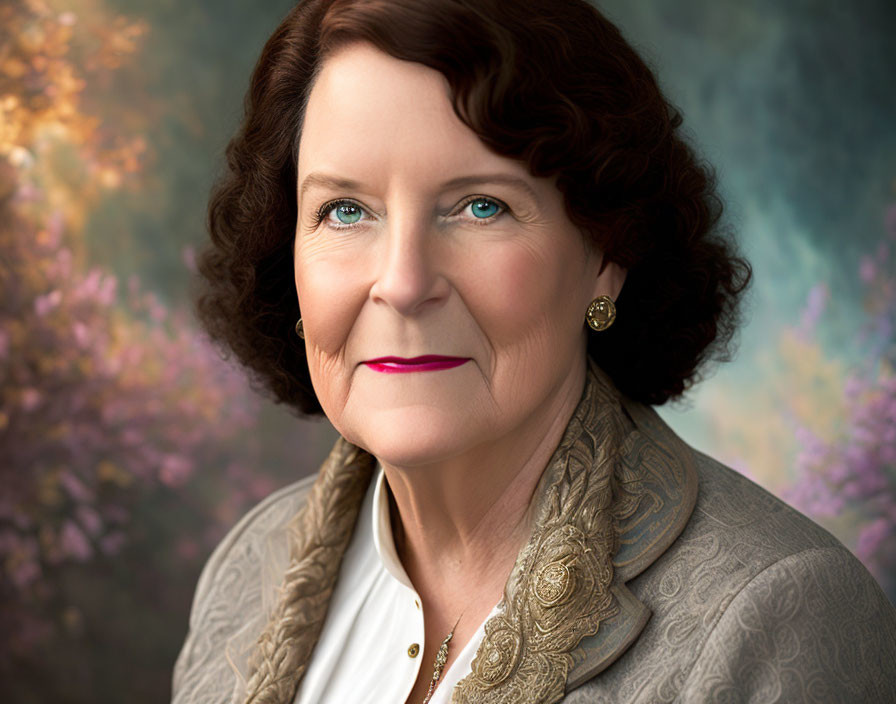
left=295, top=318, right=305, bottom=339
left=585, top=296, right=616, bottom=332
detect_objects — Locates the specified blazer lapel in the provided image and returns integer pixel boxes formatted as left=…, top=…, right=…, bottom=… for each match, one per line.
left=565, top=391, right=699, bottom=690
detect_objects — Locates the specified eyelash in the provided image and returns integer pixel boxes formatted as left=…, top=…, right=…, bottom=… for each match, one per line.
left=312, top=195, right=508, bottom=230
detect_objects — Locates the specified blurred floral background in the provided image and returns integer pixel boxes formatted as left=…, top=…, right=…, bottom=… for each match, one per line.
left=1, top=0, right=894, bottom=701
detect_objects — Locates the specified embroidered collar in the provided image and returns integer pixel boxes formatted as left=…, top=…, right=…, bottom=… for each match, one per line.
left=246, top=359, right=698, bottom=703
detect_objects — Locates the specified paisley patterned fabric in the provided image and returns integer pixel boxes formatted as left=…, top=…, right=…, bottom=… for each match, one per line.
left=563, top=450, right=896, bottom=703
left=172, top=361, right=896, bottom=703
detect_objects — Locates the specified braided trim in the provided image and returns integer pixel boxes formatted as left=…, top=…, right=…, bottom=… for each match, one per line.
left=243, top=439, right=375, bottom=703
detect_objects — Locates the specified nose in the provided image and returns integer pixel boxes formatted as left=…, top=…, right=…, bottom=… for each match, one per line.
left=369, top=212, right=449, bottom=316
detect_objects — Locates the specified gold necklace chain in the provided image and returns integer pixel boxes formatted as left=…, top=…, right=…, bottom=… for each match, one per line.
left=421, top=627, right=454, bottom=704
left=421, top=610, right=465, bottom=704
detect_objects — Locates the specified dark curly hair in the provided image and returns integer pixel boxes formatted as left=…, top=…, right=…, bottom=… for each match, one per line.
left=198, top=0, right=752, bottom=415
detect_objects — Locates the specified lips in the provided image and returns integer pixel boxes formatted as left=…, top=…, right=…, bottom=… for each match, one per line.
left=362, top=355, right=470, bottom=374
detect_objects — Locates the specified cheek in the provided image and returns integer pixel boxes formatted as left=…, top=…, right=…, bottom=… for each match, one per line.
left=294, top=252, right=367, bottom=416
left=470, top=239, right=586, bottom=377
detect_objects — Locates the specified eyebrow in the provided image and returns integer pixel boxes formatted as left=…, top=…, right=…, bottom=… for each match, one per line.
left=298, top=171, right=540, bottom=205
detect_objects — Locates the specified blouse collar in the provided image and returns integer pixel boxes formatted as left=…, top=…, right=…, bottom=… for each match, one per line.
left=371, top=465, right=417, bottom=591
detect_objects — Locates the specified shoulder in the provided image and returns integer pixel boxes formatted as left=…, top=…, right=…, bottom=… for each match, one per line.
left=172, top=474, right=316, bottom=704
left=566, top=449, right=896, bottom=702
left=181, top=475, right=316, bottom=627
left=688, top=448, right=844, bottom=555
left=676, top=452, right=896, bottom=700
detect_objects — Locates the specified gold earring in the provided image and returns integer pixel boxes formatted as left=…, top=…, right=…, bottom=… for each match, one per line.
left=585, top=296, right=616, bottom=332
left=295, top=318, right=305, bottom=339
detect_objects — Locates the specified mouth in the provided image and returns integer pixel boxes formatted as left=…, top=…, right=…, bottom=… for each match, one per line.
left=362, top=355, right=471, bottom=374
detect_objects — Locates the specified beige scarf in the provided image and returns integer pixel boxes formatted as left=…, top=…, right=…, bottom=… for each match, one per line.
left=244, top=360, right=651, bottom=703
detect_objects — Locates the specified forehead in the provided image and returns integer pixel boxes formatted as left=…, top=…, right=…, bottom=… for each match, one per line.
left=297, top=42, right=517, bottom=186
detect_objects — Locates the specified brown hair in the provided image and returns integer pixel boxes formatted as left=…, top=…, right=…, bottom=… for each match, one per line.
left=203, top=1, right=752, bottom=699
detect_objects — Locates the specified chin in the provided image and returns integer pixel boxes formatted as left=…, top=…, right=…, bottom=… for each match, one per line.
left=347, top=404, right=485, bottom=469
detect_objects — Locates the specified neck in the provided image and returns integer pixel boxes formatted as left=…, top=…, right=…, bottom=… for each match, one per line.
left=381, top=360, right=589, bottom=601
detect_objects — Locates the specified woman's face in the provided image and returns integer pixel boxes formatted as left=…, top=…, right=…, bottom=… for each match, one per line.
left=294, top=42, right=625, bottom=467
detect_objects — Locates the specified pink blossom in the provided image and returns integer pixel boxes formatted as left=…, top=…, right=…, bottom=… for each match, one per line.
left=77, top=269, right=102, bottom=299
left=76, top=505, right=103, bottom=537
left=797, top=284, right=829, bottom=338
left=856, top=518, right=891, bottom=565
left=885, top=204, right=896, bottom=240
left=146, top=293, right=167, bottom=322
left=103, top=506, right=129, bottom=524
left=46, top=210, right=64, bottom=244
left=121, top=428, right=143, bottom=446
left=33, top=289, right=62, bottom=316
left=14, top=183, right=40, bottom=204
left=159, top=454, right=194, bottom=487
left=11, top=559, right=41, bottom=590
left=53, top=247, right=73, bottom=278
left=99, top=531, right=127, bottom=556
left=97, top=274, right=118, bottom=306
left=0, top=530, right=18, bottom=553
left=0, top=532, right=40, bottom=588
left=881, top=444, right=896, bottom=465
left=859, top=257, right=875, bottom=283
left=20, top=388, right=42, bottom=412
left=844, top=374, right=864, bottom=399
left=59, top=521, right=92, bottom=561
left=72, top=321, right=90, bottom=348
left=58, top=470, right=92, bottom=502
left=181, top=245, right=197, bottom=273
left=176, top=538, right=199, bottom=561
left=247, top=474, right=277, bottom=501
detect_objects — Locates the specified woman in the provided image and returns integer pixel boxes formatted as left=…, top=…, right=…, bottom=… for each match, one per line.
left=172, top=1, right=896, bottom=702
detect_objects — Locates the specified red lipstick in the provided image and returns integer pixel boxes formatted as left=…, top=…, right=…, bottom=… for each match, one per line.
left=363, top=355, right=470, bottom=374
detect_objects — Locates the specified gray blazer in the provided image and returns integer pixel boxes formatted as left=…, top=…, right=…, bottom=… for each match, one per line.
left=173, top=384, right=896, bottom=702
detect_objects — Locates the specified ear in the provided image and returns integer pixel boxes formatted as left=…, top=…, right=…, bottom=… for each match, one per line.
left=591, top=259, right=627, bottom=302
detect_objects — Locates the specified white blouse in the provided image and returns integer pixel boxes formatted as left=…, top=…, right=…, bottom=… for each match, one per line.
left=294, top=465, right=498, bottom=704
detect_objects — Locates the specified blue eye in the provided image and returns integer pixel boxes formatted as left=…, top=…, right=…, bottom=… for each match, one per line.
left=333, top=203, right=362, bottom=224
left=316, top=200, right=366, bottom=228
left=468, top=198, right=501, bottom=218
left=460, top=197, right=506, bottom=223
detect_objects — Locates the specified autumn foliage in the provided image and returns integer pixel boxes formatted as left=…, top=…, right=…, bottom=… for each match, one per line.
left=1, top=2, right=279, bottom=697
